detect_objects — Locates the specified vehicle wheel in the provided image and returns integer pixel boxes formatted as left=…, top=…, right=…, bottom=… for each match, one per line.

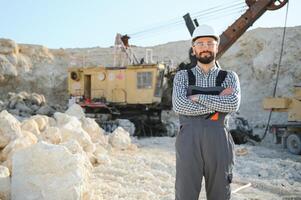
left=229, top=130, right=247, bottom=144
left=165, top=121, right=177, bottom=137
left=286, top=133, right=301, bottom=155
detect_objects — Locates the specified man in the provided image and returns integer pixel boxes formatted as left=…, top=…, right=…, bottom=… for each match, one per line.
left=172, top=24, right=241, bottom=200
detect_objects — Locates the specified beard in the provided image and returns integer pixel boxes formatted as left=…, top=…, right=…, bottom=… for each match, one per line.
left=196, top=51, right=215, bottom=64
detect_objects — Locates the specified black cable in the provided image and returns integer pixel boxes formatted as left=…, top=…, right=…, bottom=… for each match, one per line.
left=193, top=2, right=245, bottom=18
left=192, top=0, right=243, bottom=16
left=261, top=0, right=289, bottom=141
left=131, top=8, right=246, bottom=41
left=131, top=6, right=246, bottom=40
left=129, top=0, right=245, bottom=37
left=195, top=6, right=246, bottom=22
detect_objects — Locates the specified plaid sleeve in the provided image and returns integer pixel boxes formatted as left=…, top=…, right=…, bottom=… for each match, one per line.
left=196, top=71, right=241, bottom=113
left=172, top=70, right=214, bottom=116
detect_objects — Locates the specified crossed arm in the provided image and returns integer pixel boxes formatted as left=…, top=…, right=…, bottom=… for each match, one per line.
left=172, top=70, right=241, bottom=116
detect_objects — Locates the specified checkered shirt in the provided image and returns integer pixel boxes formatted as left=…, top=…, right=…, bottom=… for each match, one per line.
left=172, top=65, right=241, bottom=116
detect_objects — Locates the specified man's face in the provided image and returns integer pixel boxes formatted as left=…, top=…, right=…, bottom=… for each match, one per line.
left=192, top=37, right=218, bottom=64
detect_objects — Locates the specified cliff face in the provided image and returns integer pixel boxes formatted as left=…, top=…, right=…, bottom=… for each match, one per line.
left=0, top=26, right=300, bottom=125
left=220, top=26, right=301, bottom=125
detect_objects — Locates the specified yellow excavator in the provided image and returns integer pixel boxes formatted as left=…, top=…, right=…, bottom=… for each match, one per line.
left=67, top=0, right=288, bottom=137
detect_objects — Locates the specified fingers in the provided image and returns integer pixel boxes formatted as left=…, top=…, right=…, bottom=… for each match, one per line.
left=220, top=88, right=234, bottom=96
left=188, top=95, right=198, bottom=102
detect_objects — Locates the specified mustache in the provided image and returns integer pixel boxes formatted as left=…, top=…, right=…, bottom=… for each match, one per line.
left=199, top=51, right=213, bottom=55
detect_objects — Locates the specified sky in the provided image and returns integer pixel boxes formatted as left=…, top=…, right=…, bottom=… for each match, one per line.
left=0, top=0, right=299, bottom=49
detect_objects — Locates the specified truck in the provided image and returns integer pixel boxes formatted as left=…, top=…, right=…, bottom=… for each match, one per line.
left=263, top=85, right=301, bottom=155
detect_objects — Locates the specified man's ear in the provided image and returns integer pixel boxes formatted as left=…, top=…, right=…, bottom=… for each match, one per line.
left=191, top=47, right=196, bottom=56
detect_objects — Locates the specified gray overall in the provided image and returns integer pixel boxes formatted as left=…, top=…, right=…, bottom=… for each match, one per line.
left=175, top=113, right=234, bottom=200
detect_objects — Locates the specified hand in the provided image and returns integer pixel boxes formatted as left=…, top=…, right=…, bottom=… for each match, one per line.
left=220, top=88, right=234, bottom=96
left=188, top=95, right=199, bottom=102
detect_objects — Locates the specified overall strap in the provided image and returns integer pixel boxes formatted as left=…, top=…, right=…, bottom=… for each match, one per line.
left=216, top=70, right=227, bottom=86
left=187, top=69, right=196, bottom=86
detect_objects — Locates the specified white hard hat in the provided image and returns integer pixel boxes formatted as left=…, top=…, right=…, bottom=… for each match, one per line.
left=192, top=24, right=219, bottom=43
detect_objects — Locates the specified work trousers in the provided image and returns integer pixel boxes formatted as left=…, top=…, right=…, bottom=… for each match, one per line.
left=175, top=114, right=235, bottom=200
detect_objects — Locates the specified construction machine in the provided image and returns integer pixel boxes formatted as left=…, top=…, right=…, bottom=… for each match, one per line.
left=68, top=34, right=176, bottom=136
left=67, top=0, right=288, bottom=137
left=263, top=85, right=301, bottom=155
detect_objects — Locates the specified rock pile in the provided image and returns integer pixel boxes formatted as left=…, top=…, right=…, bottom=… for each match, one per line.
left=0, top=91, right=62, bottom=118
left=0, top=104, right=136, bottom=200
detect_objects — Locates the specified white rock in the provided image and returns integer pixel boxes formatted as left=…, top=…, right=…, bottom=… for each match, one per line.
left=0, top=131, right=37, bottom=171
left=109, top=127, right=131, bottom=150
left=48, top=117, right=56, bottom=127
left=11, top=142, right=92, bottom=200
left=40, top=126, right=62, bottom=144
left=60, top=126, right=95, bottom=153
left=0, top=110, right=22, bottom=148
left=21, top=119, right=40, bottom=136
left=0, top=165, right=10, bottom=200
left=53, top=112, right=75, bottom=127
left=87, top=152, right=98, bottom=166
left=60, top=139, right=84, bottom=154
left=65, top=103, right=85, bottom=119
left=30, top=115, right=49, bottom=132
left=95, top=154, right=111, bottom=165
left=81, top=117, right=106, bottom=143
left=93, top=144, right=110, bottom=166
left=116, top=119, right=135, bottom=136
left=94, top=144, right=108, bottom=155
left=30, top=93, right=44, bottom=106
left=56, top=114, right=95, bottom=153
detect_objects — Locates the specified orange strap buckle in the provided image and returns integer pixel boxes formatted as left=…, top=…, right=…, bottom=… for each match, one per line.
left=210, top=112, right=219, bottom=121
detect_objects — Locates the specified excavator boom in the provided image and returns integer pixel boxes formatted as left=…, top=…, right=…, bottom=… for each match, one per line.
left=218, top=0, right=288, bottom=59
left=183, top=0, right=288, bottom=59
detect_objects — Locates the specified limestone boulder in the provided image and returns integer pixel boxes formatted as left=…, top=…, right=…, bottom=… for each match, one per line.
left=21, top=119, right=40, bottom=136
left=54, top=113, right=95, bottom=153
left=0, top=165, right=10, bottom=200
left=116, top=119, right=135, bottom=136
left=29, top=115, right=50, bottom=132
left=94, top=144, right=108, bottom=156
left=60, top=124, right=95, bottom=153
left=0, top=131, right=37, bottom=171
left=11, top=142, right=92, bottom=200
left=0, top=110, right=22, bottom=148
left=60, top=139, right=84, bottom=154
left=53, top=112, right=74, bottom=127
left=109, top=127, right=131, bottom=150
left=29, top=93, right=46, bottom=106
left=65, top=103, right=85, bottom=119
left=40, top=126, right=62, bottom=144
left=94, top=145, right=110, bottom=164
left=81, top=117, right=106, bottom=144
left=95, top=153, right=111, bottom=165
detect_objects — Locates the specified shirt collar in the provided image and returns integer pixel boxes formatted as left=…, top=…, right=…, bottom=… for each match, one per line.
left=194, top=64, right=218, bottom=75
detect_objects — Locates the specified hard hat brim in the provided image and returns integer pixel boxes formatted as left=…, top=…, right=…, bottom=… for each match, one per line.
left=192, top=35, right=219, bottom=43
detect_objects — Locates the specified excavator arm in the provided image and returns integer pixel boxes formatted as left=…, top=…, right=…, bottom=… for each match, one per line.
left=218, top=0, right=288, bottom=59
left=184, top=0, right=288, bottom=59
